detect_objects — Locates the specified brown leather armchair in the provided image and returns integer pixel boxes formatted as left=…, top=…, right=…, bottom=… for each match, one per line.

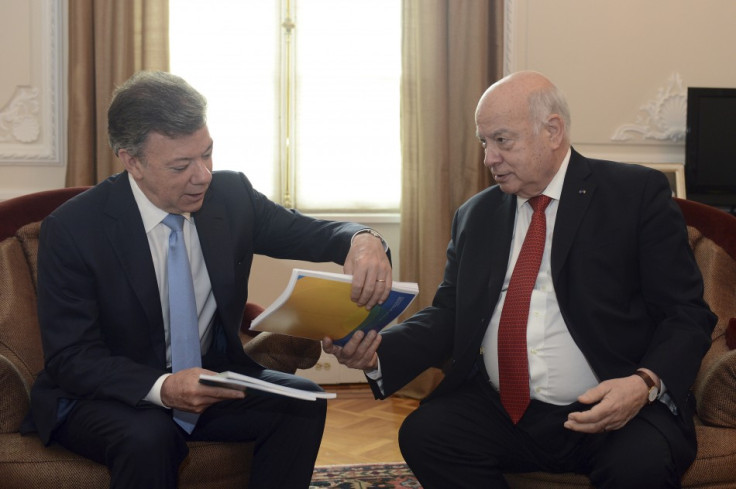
left=0, top=187, right=321, bottom=488
left=504, top=198, right=736, bottom=488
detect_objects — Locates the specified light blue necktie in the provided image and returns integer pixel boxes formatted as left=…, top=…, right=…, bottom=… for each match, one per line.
left=162, top=213, right=201, bottom=433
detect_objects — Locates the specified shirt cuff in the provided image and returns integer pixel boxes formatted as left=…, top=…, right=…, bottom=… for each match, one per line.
left=143, top=373, right=172, bottom=408
left=365, top=357, right=385, bottom=395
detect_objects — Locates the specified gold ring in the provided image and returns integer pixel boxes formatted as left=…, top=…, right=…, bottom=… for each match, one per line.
left=376, top=279, right=386, bottom=282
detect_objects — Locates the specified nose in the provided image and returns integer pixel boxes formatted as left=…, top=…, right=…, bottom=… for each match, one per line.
left=191, top=158, right=212, bottom=185
left=483, top=146, right=502, bottom=169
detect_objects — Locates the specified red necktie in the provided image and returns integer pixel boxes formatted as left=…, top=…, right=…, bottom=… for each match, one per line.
left=497, top=194, right=552, bottom=424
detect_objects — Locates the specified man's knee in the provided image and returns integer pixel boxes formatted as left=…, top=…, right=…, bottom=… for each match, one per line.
left=590, top=429, right=680, bottom=489
left=398, top=406, right=442, bottom=463
left=108, top=411, right=188, bottom=467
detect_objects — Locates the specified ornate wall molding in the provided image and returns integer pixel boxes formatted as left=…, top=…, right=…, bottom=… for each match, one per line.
left=0, top=0, right=64, bottom=165
left=0, top=87, right=41, bottom=144
left=611, top=74, right=687, bottom=143
left=503, top=0, right=515, bottom=76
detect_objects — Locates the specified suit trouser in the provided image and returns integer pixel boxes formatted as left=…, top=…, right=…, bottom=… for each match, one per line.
left=53, top=369, right=326, bottom=489
left=399, top=372, right=686, bottom=489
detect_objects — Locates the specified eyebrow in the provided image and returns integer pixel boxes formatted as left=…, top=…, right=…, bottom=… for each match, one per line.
left=490, top=129, right=516, bottom=138
left=167, top=141, right=214, bottom=165
left=477, top=129, right=510, bottom=139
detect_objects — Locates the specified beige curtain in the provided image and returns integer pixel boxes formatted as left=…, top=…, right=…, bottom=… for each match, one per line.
left=66, top=0, right=169, bottom=186
left=398, top=0, right=503, bottom=397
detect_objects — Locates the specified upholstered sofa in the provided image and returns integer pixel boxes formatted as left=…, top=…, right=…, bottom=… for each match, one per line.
left=504, top=198, right=736, bottom=488
left=0, top=187, right=321, bottom=488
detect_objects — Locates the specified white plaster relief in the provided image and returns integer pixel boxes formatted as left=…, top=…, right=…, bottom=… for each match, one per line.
left=503, top=0, right=515, bottom=76
left=611, top=74, right=687, bottom=143
left=0, top=87, right=41, bottom=143
left=0, top=0, right=63, bottom=165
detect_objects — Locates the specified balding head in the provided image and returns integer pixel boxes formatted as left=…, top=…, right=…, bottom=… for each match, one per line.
left=477, top=71, right=571, bottom=142
left=475, top=71, right=571, bottom=198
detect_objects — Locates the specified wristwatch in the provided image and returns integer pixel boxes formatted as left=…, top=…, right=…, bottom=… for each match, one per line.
left=352, top=228, right=388, bottom=252
left=634, top=370, right=659, bottom=403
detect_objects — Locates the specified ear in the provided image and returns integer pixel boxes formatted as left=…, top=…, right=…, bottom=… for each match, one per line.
left=118, top=149, right=144, bottom=179
left=545, top=114, right=565, bottom=149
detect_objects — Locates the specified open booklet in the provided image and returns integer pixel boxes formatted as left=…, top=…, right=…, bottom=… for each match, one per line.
left=249, top=268, right=419, bottom=347
left=199, top=371, right=337, bottom=401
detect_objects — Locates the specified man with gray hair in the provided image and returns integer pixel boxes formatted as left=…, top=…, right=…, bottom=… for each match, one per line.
left=325, top=71, right=716, bottom=488
left=28, top=71, right=393, bottom=488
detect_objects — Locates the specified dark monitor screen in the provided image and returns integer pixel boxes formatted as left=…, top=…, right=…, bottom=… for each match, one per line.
left=685, top=87, right=736, bottom=207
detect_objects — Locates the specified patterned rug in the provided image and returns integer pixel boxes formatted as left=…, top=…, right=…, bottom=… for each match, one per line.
left=310, top=462, right=422, bottom=488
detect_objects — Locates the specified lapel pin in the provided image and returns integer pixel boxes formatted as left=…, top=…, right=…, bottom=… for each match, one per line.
left=578, top=189, right=587, bottom=195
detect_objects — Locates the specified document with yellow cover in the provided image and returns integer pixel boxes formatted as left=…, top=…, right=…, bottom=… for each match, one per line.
left=249, top=268, right=418, bottom=346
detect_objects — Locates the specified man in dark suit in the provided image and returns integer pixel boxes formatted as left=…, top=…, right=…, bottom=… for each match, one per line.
left=324, top=71, right=716, bottom=488
left=29, top=71, right=392, bottom=489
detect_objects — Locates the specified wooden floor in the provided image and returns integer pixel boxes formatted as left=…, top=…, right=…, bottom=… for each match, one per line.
left=315, top=384, right=419, bottom=466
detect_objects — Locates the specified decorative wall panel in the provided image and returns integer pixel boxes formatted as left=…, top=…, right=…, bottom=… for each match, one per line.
left=503, top=0, right=736, bottom=166
left=0, top=0, right=64, bottom=166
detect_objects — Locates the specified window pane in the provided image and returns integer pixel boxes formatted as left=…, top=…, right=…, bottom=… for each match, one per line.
left=170, top=0, right=401, bottom=212
left=295, top=0, right=401, bottom=211
left=169, top=0, right=280, bottom=198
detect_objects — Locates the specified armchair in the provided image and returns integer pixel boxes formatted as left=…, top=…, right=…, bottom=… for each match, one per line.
left=504, top=198, right=736, bottom=488
left=0, top=187, right=321, bottom=488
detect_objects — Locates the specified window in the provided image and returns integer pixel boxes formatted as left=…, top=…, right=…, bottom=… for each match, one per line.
left=169, top=0, right=401, bottom=213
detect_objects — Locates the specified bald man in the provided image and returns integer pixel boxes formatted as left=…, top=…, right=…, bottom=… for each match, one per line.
left=324, top=71, right=716, bottom=489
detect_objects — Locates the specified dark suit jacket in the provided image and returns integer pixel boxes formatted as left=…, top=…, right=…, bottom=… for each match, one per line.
left=373, top=149, right=716, bottom=472
left=30, top=170, right=365, bottom=444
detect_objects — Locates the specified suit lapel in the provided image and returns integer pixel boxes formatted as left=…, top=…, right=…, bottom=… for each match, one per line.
left=193, top=186, right=235, bottom=309
left=486, top=191, right=516, bottom=295
left=103, top=174, right=166, bottom=365
left=457, top=190, right=516, bottom=358
left=551, top=149, right=595, bottom=279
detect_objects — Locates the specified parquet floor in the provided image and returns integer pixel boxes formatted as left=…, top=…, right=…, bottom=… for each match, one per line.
left=315, top=384, right=419, bottom=465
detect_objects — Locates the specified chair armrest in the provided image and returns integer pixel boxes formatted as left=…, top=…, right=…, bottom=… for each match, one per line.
left=239, top=301, right=321, bottom=373
left=695, top=349, right=736, bottom=428
left=0, top=354, right=30, bottom=433
left=243, top=333, right=321, bottom=373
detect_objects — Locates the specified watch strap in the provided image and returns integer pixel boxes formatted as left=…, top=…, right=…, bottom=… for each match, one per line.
left=634, top=370, right=658, bottom=403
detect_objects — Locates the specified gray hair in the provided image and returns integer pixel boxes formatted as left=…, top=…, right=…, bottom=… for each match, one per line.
left=107, top=71, right=207, bottom=158
left=528, top=84, right=571, bottom=140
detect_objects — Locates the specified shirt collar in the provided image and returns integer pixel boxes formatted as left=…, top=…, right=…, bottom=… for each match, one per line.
left=516, top=148, right=572, bottom=209
left=128, top=173, right=191, bottom=232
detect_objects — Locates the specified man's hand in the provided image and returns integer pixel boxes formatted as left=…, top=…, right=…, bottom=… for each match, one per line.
left=343, top=232, right=392, bottom=309
left=161, top=368, right=245, bottom=413
left=323, top=330, right=381, bottom=371
left=564, top=373, right=653, bottom=433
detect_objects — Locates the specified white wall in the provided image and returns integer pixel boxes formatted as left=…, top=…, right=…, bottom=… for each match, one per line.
left=505, top=0, right=736, bottom=171
left=0, top=0, right=66, bottom=200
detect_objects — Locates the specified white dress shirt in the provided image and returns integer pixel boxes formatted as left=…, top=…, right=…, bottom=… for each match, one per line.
left=371, top=150, right=671, bottom=410
left=481, top=150, right=600, bottom=405
left=129, top=174, right=218, bottom=407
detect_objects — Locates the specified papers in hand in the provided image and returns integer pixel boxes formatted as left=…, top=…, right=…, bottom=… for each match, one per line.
left=249, top=268, right=419, bottom=346
left=199, top=371, right=336, bottom=401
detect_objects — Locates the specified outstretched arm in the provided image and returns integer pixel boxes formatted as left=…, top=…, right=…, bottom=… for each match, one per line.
left=322, top=330, right=381, bottom=371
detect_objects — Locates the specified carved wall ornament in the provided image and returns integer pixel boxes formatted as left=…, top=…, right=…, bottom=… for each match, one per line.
left=503, top=0, right=515, bottom=76
left=611, top=74, right=687, bottom=143
left=0, top=87, right=41, bottom=144
left=0, top=0, right=63, bottom=165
